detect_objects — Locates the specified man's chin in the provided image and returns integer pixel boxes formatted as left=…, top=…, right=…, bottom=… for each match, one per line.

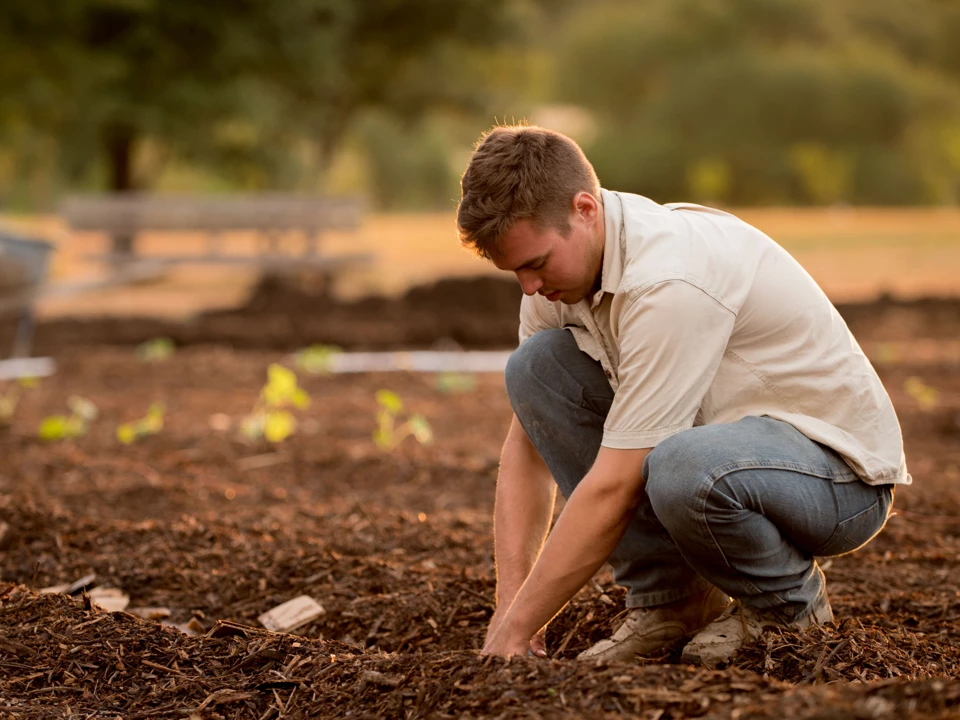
left=558, top=291, right=588, bottom=305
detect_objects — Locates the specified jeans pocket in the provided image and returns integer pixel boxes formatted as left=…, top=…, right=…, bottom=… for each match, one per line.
left=814, top=488, right=892, bottom=557
left=581, top=391, right=613, bottom=416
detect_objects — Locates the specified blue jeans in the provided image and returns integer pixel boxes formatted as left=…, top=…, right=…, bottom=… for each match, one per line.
left=505, top=329, right=895, bottom=622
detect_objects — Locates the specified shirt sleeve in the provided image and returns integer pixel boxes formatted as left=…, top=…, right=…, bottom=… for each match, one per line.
left=602, top=280, right=736, bottom=449
left=518, top=294, right=560, bottom=345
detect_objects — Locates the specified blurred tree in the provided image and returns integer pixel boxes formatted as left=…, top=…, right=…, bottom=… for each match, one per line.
left=0, top=0, right=520, bottom=205
left=551, top=0, right=960, bottom=205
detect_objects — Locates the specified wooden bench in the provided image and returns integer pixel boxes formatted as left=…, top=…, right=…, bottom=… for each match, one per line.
left=60, top=194, right=372, bottom=278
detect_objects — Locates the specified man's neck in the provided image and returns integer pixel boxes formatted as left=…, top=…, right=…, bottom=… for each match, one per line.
left=592, top=195, right=606, bottom=294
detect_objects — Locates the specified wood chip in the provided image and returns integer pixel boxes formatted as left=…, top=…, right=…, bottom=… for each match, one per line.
left=87, top=587, right=130, bottom=613
left=236, top=452, right=289, bottom=471
left=127, top=607, right=172, bottom=621
left=39, top=574, right=96, bottom=596
left=258, top=595, right=325, bottom=633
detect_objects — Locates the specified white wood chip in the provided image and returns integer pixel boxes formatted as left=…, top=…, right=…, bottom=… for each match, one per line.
left=257, top=595, right=325, bottom=633
left=127, top=607, right=172, bottom=620
left=88, top=587, right=130, bottom=612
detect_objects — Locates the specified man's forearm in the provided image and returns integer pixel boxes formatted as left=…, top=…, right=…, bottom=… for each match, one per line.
left=483, top=446, right=651, bottom=656
left=493, top=416, right=556, bottom=607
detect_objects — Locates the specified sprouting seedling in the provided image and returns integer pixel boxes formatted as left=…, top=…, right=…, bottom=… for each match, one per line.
left=873, top=343, right=900, bottom=366
left=435, top=372, right=477, bottom=394
left=117, top=403, right=165, bottom=444
left=295, top=344, right=342, bottom=374
left=0, top=377, right=39, bottom=425
left=242, top=364, right=311, bottom=443
left=904, top=376, right=938, bottom=411
left=373, top=389, right=433, bottom=450
left=136, top=337, right=175, bottom=363
left=38, top=396, right=98, bottom=441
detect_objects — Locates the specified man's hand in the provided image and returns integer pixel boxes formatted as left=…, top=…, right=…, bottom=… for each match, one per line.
left=484, top=605, right=547, bottom=657
left=483, top=446, right=651, bottom=655
left=483, top=416, right=555, bottom=657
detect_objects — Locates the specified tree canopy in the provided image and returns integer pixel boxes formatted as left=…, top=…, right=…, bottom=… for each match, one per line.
left=553, top=0, right=960, bottom=204
left=0, top=0, right=520, bottom=200
left=2, top=0, right=958, bottom=207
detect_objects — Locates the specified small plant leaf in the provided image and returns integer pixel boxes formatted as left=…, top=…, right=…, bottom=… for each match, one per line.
left=116, top=424, right=137, bottom=444
left=263, top=364, right=299, bottom=406
left=372, top=426, right=393, bottom=450
left=136, top=337, right=176, bottom=363
left=904, top=376, right=938, bottom=411
left=295, top=344, right=342, bottom=374
left=67, top=396, right=98, bottom=422
left=17, top=377, right=39, bottom=389
left=435, top=372, right=477, bottom=394
left=0, top=395, right=15, bottom=421
left=241, top=415, right=264, bottom=440
left=64, top=416, right=87, bottom=439
left=375, top=389, right=403, bottom=414
left=144, top=403, right=165, bottom=431
left=264, top=410, right=296, bottom=442
left=291, top=388, right=311, bottom=410
left=39, top=415, right=68, bottom=441
left=409, top=414, right=434, bottom=444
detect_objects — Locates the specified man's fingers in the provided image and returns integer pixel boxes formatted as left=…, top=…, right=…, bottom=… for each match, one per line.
left=529, top=633, right=547, bottom=658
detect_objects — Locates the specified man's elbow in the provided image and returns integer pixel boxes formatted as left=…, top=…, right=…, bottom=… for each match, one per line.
left=590, top=447, right=651, bottom=509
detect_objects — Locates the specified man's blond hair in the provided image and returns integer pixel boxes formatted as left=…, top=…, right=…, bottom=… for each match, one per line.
left=457, top=124, right=601, bottom=259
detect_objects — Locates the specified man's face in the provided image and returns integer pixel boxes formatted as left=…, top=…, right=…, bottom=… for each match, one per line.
left=493, top=193, right=604, bottom=305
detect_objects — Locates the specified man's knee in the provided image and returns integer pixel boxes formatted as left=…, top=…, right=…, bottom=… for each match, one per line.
left=504, top=329, right=573, bottom=405
left=645, top=428, right=718, bottom=521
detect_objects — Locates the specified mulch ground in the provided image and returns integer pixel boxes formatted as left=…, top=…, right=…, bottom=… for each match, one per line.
left=1, top=283, right=959, bottom=718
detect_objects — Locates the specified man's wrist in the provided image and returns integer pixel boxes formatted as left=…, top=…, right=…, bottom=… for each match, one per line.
left=497, top=605, right=534, bottom=643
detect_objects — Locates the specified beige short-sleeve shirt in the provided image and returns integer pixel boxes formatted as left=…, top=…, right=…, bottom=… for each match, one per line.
left=519, top=189, right=910, bottom=486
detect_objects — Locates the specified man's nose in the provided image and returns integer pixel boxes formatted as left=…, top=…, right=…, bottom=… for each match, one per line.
left=516, top=270, right=543, bottom=296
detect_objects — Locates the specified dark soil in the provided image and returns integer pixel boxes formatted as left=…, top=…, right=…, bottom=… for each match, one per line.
left=1, top=279, right=959, bottom=718
left=17, top=274, right=960, bottom=352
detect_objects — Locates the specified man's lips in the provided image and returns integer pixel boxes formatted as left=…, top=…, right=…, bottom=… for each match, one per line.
left=543, top=290, right=561, bottom=301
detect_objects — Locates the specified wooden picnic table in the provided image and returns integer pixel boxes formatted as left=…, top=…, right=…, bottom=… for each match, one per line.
left=60, top=193, right=372, bottom=277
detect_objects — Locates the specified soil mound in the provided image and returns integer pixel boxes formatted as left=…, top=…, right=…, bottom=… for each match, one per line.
left=6, top=274, right=960, bottom=354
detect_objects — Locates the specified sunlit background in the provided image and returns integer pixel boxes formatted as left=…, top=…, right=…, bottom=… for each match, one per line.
left=1, top=0, right=959, bottom=316
left=1, top=4, right=959, bottom=705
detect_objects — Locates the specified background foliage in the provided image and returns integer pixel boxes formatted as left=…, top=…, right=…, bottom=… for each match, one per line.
left=1, top=0, right=959, bottom=209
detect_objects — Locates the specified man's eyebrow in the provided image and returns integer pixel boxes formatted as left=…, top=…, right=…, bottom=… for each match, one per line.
left=511, top=254, right=546, bottom=272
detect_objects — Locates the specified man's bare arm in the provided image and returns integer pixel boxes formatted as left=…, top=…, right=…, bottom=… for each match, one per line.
left=482, top=445, right=651, bottom=656
left=487, top=415, right=557, bottom=647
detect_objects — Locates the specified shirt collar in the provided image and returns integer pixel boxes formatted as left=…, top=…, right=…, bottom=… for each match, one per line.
left=591, top=188, right=625, bottom=307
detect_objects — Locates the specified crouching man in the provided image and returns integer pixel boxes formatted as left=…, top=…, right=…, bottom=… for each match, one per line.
left=457, top=125, right=908, bottom=667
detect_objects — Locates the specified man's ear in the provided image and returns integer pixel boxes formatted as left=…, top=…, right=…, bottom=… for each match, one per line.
left=572, top=191, right=599, bottom=222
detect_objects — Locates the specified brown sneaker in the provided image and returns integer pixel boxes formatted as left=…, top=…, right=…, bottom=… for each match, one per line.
left=680, top=595, right=834, bottom=668
left=577, top=585, right=729, bottom=663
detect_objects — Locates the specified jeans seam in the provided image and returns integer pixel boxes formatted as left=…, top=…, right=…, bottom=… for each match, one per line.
left=695, top=470, right=766, bottom=597
left=706, top=459, right=857, bottom=483
left=812, top=497, right=884, bottom=556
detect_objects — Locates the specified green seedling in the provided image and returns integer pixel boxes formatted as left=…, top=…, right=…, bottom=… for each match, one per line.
left=242, top=364, right=311, bottom=443
left=39, top=396, right=98, bottom=441
left=136, top=337, right=176, bottom=363
left=0, top=377, right=39, bottom=426
left=435, top=372, right=477, bottom=394
left=373, top=389, right=433, bottom=450
left=117, top=403, right=165, bottom=444
left=295, top=344, right=342, bottom=374
left=904, top=376, right=938, bottom=411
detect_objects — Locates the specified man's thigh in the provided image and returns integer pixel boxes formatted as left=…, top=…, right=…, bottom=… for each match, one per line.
left=645, top=416, right=894, bottom=557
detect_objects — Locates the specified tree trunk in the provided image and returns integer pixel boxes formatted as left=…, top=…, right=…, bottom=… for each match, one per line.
left=104, top=126, right=137, bottom=258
